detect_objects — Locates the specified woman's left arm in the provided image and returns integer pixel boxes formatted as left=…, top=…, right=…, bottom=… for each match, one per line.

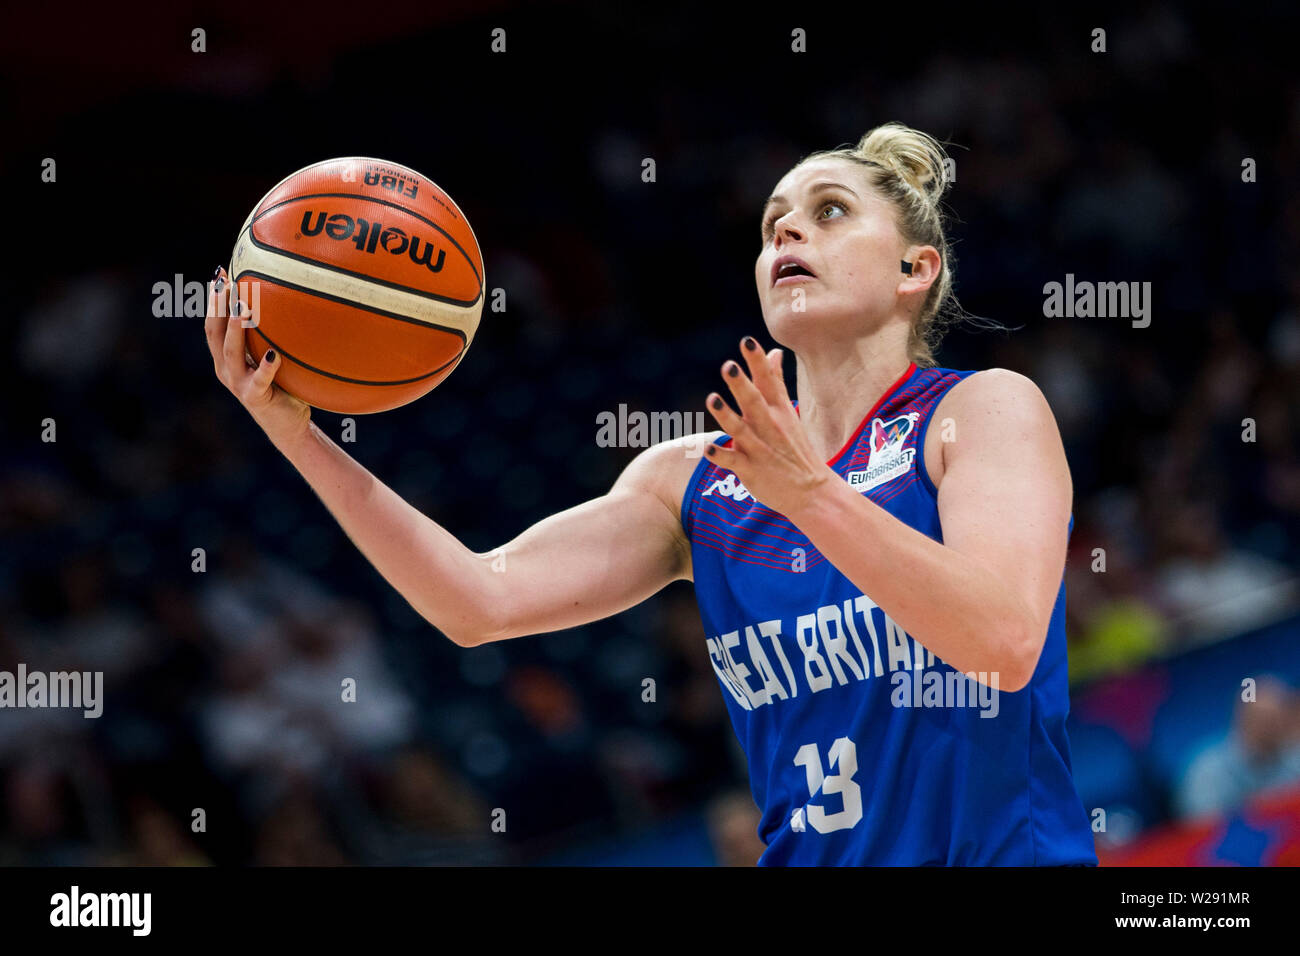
left=704, top=342, right=1072, bottom=693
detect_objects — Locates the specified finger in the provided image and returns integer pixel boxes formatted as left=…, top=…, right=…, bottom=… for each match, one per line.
left=223, top=300, right=250, bottom=382
left=739, top=336, right=782, bottom=406
left=766, top=348, right=792, bottom=404
left=204, top=267, right=230, bottom=359
left=218, top=266, right=234, bottom=326
left=720, top=358, right=772, bottom=429
left=205, top=277, right=223, bottom=372
left=702, top=438, right=747, bottom=473
left=705, top=392, right=746, bottom=437
left=244, top=347, right=280, bottom=400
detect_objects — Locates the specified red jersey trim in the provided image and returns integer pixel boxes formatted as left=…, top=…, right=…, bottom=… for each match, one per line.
left=796, top=361, right=918, bottom=467
left=717, top=360, right=919, bottom=467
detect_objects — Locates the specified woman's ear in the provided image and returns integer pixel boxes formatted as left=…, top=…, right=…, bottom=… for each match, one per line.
left=898, top=245, right=941, bottom=296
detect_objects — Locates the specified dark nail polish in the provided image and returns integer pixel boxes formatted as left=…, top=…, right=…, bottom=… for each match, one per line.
left=743, top=336, right=756, bottom=350
left=265, top=349, right=277, bottom=363
left=213, top=265, right=223, bottom=278
left=727, top=362, right=739, bottom=377
left=711, top=396, right=723, bottom=410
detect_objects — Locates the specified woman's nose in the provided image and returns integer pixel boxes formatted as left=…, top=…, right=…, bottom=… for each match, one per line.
left=775, top=216, right=804, bottom=245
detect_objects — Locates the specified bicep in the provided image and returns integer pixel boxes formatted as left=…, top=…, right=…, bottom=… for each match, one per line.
left=934, top=371, right=1073, bottom=640
left=479, top=438, right=700, bottom=642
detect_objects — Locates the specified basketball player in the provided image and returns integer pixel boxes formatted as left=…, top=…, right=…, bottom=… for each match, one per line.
left=205, top=122, right=1098, bottom=866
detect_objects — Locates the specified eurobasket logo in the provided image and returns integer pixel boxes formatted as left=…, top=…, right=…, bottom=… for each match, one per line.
left=846, top=412, right=919, bottom=494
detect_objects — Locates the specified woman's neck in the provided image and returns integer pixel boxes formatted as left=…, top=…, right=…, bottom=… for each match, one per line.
left=792, top=325, right=914, bottom=464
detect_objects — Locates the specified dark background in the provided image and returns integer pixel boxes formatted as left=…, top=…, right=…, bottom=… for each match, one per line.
left=1, top=0, right=1298, bottom=865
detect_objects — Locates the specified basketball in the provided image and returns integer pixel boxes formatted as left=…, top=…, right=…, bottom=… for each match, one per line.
left=227, top=157, right=484, bottom=414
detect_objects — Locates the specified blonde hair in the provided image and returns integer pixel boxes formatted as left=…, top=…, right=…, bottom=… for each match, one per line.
left=799, top=122, right=959, bottom=367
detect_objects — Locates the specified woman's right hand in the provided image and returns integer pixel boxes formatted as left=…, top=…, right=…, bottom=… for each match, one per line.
left=204, top=266, right=312, bottom=445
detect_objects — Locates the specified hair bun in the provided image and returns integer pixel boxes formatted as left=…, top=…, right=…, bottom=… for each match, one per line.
left=857, top=122, right=951, bottom=207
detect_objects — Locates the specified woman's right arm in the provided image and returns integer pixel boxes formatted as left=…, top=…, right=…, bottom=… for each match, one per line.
left=205, top=271, right=708, bottom=647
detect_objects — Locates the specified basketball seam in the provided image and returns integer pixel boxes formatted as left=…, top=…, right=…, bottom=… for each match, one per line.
left=250, top=322, right=463, bottom=387
left=250, top=190, right=482, bottom=288
left=236, top=269, right=471, bottom=343
left=241, top=226, right=482, bottom=310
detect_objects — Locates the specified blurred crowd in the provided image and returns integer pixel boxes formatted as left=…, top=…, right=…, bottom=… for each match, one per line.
left=1, top=2, right=1298, bottom=864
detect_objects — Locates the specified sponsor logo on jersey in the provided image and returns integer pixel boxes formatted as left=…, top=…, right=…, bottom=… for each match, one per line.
left=702, top=472, right=753, bottom=502
left=846, top=412, right=920, bottom=493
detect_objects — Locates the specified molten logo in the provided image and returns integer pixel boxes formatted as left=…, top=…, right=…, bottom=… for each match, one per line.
left=299, top=211, right=445, bottom=273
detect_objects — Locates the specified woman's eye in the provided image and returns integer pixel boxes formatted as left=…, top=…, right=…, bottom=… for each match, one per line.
left=762, top=201, right=847, bottom=241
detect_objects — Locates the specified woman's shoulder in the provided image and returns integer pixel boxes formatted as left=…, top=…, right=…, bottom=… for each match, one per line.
left=924, top=367, right=1064, bottom=489
left=615, top=430, right=726, bottom=514
left=931, top=366, right=1053, bottom=412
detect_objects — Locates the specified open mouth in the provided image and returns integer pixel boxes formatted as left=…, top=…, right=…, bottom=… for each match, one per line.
left=772, top=256, right=817, bottom=287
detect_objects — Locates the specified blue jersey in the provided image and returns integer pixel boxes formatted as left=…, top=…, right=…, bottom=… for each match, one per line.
left=680, top=362, right=1098, bottom=866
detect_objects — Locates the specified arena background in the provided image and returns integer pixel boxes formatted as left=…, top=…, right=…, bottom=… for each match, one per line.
left=1, top=0, right=1298, bottom=866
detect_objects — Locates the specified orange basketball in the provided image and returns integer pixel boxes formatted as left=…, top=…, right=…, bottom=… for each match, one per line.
left=227, top=157, right=484, bottom=414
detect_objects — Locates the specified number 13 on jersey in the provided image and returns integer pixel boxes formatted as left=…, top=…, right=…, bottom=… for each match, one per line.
left=791, top=737, right=863, bottom=834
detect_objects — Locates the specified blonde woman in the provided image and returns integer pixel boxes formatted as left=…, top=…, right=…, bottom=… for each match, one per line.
left=206, top=122, right=1097, bottom=865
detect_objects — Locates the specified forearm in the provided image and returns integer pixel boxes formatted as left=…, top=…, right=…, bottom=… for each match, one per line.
left=792, top=474, right=1035, bottom=685
left=270, top=420, right=497, bottom=643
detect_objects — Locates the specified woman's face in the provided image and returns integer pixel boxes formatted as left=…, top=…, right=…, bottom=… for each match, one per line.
left=755, top=158, right=911, bottom=346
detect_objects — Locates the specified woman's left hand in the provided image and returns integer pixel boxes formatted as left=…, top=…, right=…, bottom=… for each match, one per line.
left=704, top=336, right=837, bottom=519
